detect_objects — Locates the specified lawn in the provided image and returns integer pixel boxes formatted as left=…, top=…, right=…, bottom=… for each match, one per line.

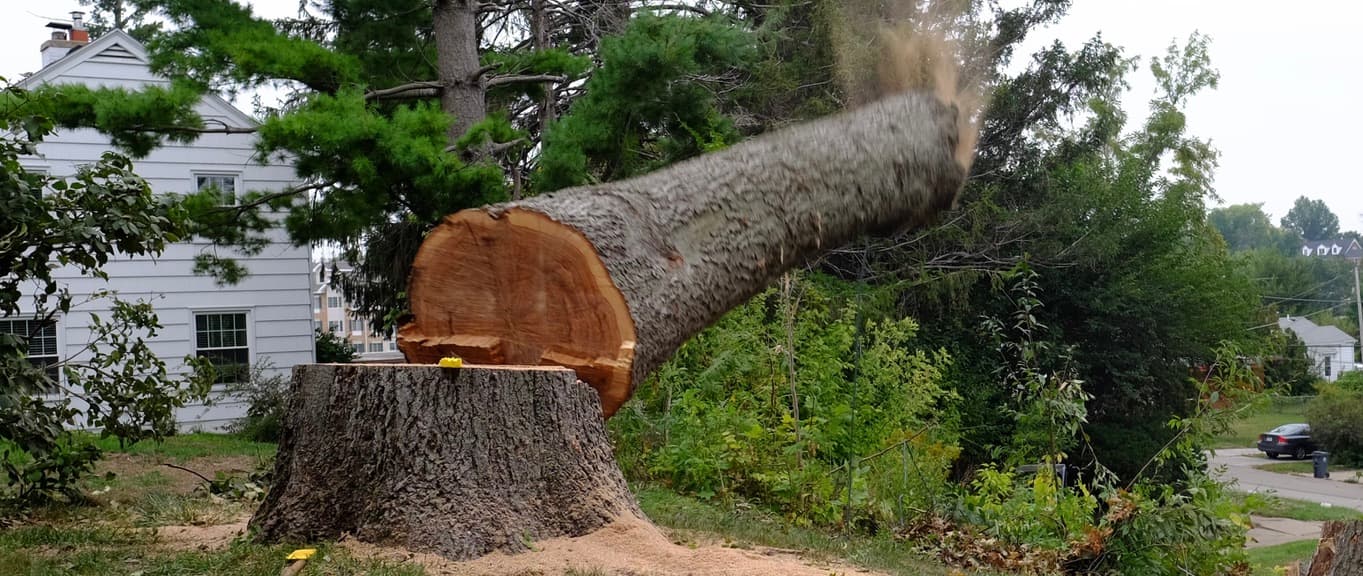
left=1255, top=460, right=1361, bottom=482
left=1212, top=399, right=1310, bottom=450
left=0, top=433, right=981, bottom=576
left=1246, top=540, right=1317, bottom=576
left=1232, top=491, right=1363, bottom=522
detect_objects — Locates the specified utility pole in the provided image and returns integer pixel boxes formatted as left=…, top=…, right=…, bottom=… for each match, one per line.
left=1355, top=260, right=1362, bottom=367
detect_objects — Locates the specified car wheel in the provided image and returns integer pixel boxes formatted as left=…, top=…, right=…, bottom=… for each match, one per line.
left=1267, top=452, right=1279, bottom=459
left=1294, top=447, right=1307, bottom=460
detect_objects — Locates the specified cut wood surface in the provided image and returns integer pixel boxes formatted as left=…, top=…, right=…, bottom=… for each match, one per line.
left=251, top=364, right=640, bottom=560
left=400, top=90, right=971, bottom=417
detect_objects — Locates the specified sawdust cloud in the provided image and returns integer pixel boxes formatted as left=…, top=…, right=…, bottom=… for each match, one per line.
left=833, top=0, right=986, bottom=173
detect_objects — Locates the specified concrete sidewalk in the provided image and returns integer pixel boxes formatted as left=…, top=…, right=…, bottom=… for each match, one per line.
left=1247, top=516, right=1322, bottom=548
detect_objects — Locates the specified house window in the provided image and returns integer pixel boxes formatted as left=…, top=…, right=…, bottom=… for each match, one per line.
left=1318, top=246, right=1328, bottom=256
left=327, top=296, right=341, bottom=308
left=352, top=343, right=364, bottom=354
left=1332, top=245, right=1342, bottom=255
left=1324, top=355, right=1333, bottom=377
left=368, top=342, right=383, bottom=352
left=195, top=312, right=249, bottom=384
left=0, top=318, right=59, bottom=384
left=388, top=341, right=396, bottom=351
left=353, top=318, right=364, bottom=333
left=1302, top=246, right=1312, bottom=256
left=328, top=320, right=342, bottom=333
left=195, top=174, right=238, bottom=206
left=314, top=295, right=322, bottom=311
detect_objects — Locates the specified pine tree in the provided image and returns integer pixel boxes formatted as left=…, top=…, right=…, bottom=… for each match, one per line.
left=63, top=1, right=770, bottom=329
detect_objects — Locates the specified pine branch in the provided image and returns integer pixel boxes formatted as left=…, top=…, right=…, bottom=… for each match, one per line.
left=486, top=74, right=566, bottom=88
left=125, top=119, right=259, bottom=135
left=364, top=81, right=444, bottom=100
left=214, top=182, right=329, bottom=215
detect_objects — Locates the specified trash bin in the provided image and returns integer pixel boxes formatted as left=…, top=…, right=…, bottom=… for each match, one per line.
left=1313, top=451, right=1330, bottom=479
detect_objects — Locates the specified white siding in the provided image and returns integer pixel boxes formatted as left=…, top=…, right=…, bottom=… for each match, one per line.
left=15, top=32, right=314, bottom=431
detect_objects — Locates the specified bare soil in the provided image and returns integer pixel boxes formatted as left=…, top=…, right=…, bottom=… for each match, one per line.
left=341, top=514, right=882, bottom=576
left=94, top=452, right=257, bottom=494
left=156, top=521, right=248, bottom=551
left=154, top=515, right=881, bottom=576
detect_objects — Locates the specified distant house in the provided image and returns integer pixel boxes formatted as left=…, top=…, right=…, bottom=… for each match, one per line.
left=311, top=261, right=400, bottom=360
left=1299, top=238, right=1363, bottom=260
left=10, top=18, right=315, bottom=430
left=1278, top=316, right=1358, bottom=382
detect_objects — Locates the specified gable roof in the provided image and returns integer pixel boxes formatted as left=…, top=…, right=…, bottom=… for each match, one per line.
left=1279, top=316, right=1358, bottom=346
left=1300, top=238, right=1363, bottom=259
left=18, top=29, right=258, bottom=130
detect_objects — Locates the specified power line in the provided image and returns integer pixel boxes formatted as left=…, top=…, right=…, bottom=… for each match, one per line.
left=1262, top=296, right=1353, bottom=304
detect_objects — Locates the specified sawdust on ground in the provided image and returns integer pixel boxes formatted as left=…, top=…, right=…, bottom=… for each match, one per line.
left=152, top=513, right=883, bottom=575
left=342, top=514, right=884, bottom=576
left=156, top=520, right=249, bottom=551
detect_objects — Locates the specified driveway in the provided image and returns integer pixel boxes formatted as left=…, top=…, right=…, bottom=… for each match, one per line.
left=1210, top=448, right=1363, bottom=512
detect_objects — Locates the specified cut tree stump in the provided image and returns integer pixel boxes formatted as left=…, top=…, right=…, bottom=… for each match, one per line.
left=250, top=364, right=641, bottom=560
left=1301, top=520, right=1363, bottom=576
left=399, top=90, right=971, bottom=417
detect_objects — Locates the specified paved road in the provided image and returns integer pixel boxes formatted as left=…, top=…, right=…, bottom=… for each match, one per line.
left=1210, top=448, right=1363, bottom=512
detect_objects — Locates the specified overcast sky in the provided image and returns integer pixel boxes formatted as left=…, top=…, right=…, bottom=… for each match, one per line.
left=3, top=1, right=1360, bottom=233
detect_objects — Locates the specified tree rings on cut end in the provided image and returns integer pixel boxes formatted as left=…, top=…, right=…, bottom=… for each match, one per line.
left=398, top=208, right=637, bottom=417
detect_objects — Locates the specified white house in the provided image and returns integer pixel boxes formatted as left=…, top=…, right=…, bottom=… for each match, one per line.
left=1278, top=316, right=1358, bottom=382
left=1299, top=238, right=1363, bottom=260
left=11, top=20, right=315, bottom=430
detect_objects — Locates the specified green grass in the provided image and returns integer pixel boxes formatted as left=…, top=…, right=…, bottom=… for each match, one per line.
left=1255, top=460, right=1361, bottom=480
left=637, top=485, right=992, bottom=576
left=0, top=433, right=977, bottom=576
left=1247, top=540, right=1318, bottom=576
left=1233, top=492, right=1363, bottom=522
left=88, top=432, right=276, bottom=462
left=0, top=539, right=424, bottom=576
left=1213, top=400, right=1309, bottom=449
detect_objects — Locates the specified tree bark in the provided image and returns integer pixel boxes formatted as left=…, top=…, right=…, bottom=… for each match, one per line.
left=250, top=364, right=640, bottom=560
left=1304, top=520, right=1363, bottom=576
left=435, top=0, right=485, bottom=141
left=530, top=0, right=555, bottom=137
left=398, top=91, right=970, bottom=418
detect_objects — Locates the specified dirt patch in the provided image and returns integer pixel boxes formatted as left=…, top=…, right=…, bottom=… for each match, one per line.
left=343, top=514, right=884, bottom=576
left=94, top=453, right=258, bottom=495
left=155, top=520, right=249, bottom=551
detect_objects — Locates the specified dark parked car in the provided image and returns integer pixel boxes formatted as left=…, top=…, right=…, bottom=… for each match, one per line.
left=1257, top=423, right=1317, bottom=460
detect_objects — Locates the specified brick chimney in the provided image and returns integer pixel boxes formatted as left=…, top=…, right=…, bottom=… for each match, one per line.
left=41, top=12, right=89, bottom=68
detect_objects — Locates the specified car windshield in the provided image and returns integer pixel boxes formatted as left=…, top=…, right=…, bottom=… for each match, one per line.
left=1268, top=424, right=1306, bottom=435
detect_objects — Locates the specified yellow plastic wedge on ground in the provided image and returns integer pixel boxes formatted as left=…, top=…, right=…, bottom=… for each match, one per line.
left=285, top=549, right=317, bottom=561
left=438, top=356, right=463, bottom=368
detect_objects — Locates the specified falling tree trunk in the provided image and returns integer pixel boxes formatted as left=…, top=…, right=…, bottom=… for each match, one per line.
left=1301, top=520, right=1363, bottom=576
left=399, top=90, right=971, bottom=417
left=250, top=364, right=640, bottom=560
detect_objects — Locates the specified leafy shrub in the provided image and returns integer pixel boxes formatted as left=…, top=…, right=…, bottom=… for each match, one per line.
left=959, top=465, right=1098, bottom=551
left=1333, top=370, right=1363, bottom=393
left=1093, top=474, right=1250, bottom=575
left=1306, top=385, right=1363, bottom=466
left=224, top=362, right=290, bottom=443
left=315, top=328, right=356, bottom=363
left=1, top=84, right=213, bottom=508
left=610, top=273, right=955, bottom=528
left=1264, top=329, right=1320, bottom=396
